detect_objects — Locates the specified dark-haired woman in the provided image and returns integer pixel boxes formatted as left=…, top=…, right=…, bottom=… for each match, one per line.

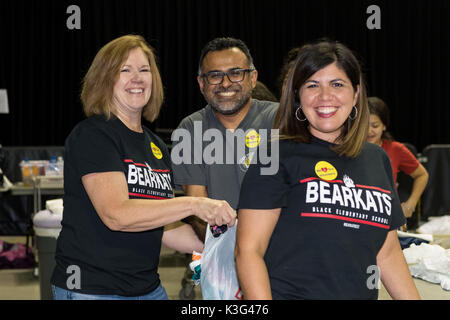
left=235, top=40, right=420, bottom=300
left=367, top=97, right=428, bottom=220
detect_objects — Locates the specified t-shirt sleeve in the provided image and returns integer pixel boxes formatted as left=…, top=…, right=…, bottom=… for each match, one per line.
left=238, top=156, right=290, bottom=210
left=171, top=118, right=207, bottom=189
left=66, top=123, right=124, bottom=177
left=381, top=152, right=406, bottom=230
left=396, top=143, right=420, bottom=175
left=160, top=140, right=176, bottom=190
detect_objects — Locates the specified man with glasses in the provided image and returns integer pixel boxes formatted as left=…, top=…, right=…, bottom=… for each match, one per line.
left=171, top=38, right=278, bottom=298
left=173, top=37, right=278, bottom=236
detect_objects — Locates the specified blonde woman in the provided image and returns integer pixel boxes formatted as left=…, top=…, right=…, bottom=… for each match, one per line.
left=51, top=35, right=236, bottom=300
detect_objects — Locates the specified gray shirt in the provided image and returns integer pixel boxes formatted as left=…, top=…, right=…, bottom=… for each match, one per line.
left=171, top=99, right=279, bottom=209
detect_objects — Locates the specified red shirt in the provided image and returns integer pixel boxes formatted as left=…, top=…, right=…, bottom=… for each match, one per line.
left=381, top=139, right=420, bottom=185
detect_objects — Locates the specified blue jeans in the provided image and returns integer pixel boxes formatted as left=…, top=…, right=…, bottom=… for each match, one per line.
left=52, top=284, right=168, bottom=300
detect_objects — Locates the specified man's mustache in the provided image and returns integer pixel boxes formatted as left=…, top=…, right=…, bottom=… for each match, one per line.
left=213, top=85, right=241, bottom=94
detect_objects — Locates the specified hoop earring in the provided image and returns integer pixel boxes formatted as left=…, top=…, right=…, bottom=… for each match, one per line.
left=295, top=105, right=307, bottom=122
left=348, top=105, right=358, bottom=121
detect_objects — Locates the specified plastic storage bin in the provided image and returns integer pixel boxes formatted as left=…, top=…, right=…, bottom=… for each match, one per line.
left=33, top=201, right=63, bottom=300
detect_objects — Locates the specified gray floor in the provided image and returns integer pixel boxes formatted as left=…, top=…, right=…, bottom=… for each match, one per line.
left=0, top=236, right=202, bottom=300
left=0, top=236, right=449, bottom=300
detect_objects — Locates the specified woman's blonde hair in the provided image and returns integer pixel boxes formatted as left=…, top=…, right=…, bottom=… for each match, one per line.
left=81, top=34, right=164, bottom=122
left=274, top=39, right=369, bottom=158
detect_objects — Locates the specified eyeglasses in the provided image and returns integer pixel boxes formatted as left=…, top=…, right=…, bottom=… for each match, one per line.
left=201, top=68, right=254, bottom=85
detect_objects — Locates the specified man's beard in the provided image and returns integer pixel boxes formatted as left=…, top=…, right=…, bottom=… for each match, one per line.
left=207, top=86, right=252, bottom=116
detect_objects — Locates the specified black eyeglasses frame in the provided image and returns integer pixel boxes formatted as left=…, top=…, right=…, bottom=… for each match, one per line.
left=200, top=68, right=254, bottom=85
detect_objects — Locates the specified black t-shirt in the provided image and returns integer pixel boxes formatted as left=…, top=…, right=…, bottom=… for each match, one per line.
left=51, top=115, right=174, bottom=296
left=238, top=138, right=405, bottom=300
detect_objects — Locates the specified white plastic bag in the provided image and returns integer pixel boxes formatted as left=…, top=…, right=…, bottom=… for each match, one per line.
left=417, top=215, right=450, bottom=235
left=200, top=221, right=242, bottom=300
left=403, top=243, right=450, bottom=291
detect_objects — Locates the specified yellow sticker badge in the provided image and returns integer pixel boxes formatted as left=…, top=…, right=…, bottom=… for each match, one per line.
left=151, top=142, right=163, bottom=159
left=245, top=129, right=260, bottom=148
left=315, top=161, right=338, bottom=181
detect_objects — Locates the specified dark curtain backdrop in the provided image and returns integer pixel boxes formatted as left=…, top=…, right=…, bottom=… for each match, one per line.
left=0, top=0, right=449, bottom=152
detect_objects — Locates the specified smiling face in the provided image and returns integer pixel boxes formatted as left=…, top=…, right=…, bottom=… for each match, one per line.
left=197, top=48, right=257, bottom=115
left=112, top=48, right=152, bottom=116
left=299, top=62, right=359, bottom=143
left=367, top=114, right=386, bottom=146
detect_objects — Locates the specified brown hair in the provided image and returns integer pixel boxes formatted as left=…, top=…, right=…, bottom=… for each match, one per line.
left=81, top=35, right=164, bottom=122
left=274, top=39, right=369, bottom=158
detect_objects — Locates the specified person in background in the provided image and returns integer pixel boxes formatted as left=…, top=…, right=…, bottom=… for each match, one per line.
left=367, top=96, right=429, bottom=219
left=51, top=35, right=236, bottom=300
left=276, top=46, right=301, bottom=98
left=235, top=39, right=420, bottom=300
left=252, top=80, right=278, bottom=102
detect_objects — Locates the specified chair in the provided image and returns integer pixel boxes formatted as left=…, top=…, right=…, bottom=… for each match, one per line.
left=396, top=142, right=420, bottom=229
left=421, top=144, right=450, bottom=220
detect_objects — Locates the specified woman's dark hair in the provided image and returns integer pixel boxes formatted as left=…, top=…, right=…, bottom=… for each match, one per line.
left=368, top=96, right=394, bottom=141
left=274, top=39, right=369, bottom=158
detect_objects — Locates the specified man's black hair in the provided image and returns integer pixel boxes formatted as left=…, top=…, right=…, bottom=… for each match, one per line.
left=198, top=37, right=255, bottom=75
